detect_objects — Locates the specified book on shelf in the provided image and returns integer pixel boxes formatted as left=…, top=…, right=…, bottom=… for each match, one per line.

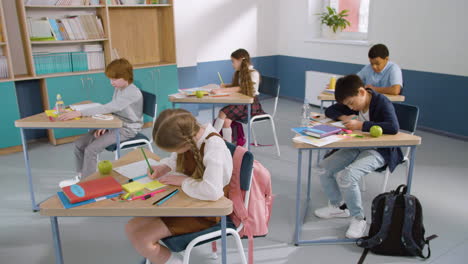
left=27, top=17, right=55, bottom=41
left=108, top=0, right=167, bottom=5
left=28, top=15, right=105, bottom=41
left=0, top=56, right=9, bottom=79
left=27, top=0, right=101, bottom=6
left=33, top=44, right=104, bottom=75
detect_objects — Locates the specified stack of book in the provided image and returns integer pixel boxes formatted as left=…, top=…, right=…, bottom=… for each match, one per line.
left=33, top=44, right=104, bottom=75
left=0, top=56, right=9, bottom=79
left=84, top=44, right=105, bottom=70
left=27, top=0, right=101, bottom=5
left=27, top=15, right=105, bottom=41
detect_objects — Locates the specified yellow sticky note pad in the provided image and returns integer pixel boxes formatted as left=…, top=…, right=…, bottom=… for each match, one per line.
left=122, top=181, right=145, bottom=193
left=145, top=180, right=166, bottom=191
left=45, top=110, right=58, bottom=118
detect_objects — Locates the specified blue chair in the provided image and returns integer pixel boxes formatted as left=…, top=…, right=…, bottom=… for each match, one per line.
left=241, top=75, right=281, bottom=156
left=362, top=103, right=420, bottom=192
left=105, top=90, right=157, bottom=160
left=146, top=142, right=254, bottom=264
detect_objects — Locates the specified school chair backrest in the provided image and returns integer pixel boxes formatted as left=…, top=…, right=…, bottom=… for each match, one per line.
left=141, top=90, right=157, bottom=119
left=258, top=75, right=280, bottom=117
left=225, top=141, right=254, bottom=191
left=393, top=103, right=419, bottom=133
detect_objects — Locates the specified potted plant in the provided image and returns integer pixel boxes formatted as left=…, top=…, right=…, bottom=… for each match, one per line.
left=317, top=6, right=351, bottom=39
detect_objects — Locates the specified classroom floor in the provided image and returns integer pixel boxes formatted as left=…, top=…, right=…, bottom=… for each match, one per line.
left=1, top=98, right=467, bottom=264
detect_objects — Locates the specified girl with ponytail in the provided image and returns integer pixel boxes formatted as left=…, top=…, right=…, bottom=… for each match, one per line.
left=212, top=48, right=265, bottom=142
left=125, top=109, right=233, bottom=264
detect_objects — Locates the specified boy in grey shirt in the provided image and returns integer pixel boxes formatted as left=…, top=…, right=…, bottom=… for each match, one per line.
left=58, top=58, right=143, bottom=187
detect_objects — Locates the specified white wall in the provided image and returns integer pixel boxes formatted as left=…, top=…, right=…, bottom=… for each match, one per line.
left=277, top=0, right=468, bottom=77
left=173, top=0, right=279, bottom=67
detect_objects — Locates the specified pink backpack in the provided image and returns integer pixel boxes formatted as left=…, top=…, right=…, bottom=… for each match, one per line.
left=228, top=145, right=274, bottom=263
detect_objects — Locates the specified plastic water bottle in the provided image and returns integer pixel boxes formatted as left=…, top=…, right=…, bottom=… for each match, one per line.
left=301, top=99, right=311, bottom=126
left=55, top=94, right=65, bottom=115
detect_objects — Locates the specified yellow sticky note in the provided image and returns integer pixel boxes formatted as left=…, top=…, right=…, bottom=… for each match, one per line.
left=145, top=180, right=166, bottom=191
left=45, top=110, right=58, bottom=118
left=122, top=181, right=145, bottom=193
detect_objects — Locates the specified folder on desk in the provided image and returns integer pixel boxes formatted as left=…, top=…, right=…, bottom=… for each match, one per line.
left=62, top=176, right=122, bottom=204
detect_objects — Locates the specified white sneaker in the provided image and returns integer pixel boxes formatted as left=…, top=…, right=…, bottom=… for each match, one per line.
left=346, top=217, right=367, bottom=239
left=59, top=175, right=81, bottom=188
left=314, top=203, right=350, bottom=219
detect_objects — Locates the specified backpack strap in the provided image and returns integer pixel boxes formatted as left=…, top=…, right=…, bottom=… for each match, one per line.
left=401, top=195, right=437, bottom=259
left=356, top=195, right=397, bottom=248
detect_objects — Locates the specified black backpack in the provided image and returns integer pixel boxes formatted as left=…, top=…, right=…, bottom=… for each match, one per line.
left=356, top=185, right=437, bottom=264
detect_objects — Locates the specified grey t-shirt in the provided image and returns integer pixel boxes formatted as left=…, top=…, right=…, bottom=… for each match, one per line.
left=81, top=83, right=143, bottom=135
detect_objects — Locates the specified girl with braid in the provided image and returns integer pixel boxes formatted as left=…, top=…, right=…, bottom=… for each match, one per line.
left=211, top=48, right=265, bottom=142
left=125, top=108, right=233, bottom=264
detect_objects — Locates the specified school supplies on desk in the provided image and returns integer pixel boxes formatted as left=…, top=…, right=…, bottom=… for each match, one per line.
left=140, top=148, right=154, bottom=174
left=70, top=103, right=102, bottom=112
left=57, top=191, right=122, bottom=209
left=304, top=124, right=342, bottom=138
left=61, top=176, right=122, bottom=204
left=122, top=181, right=146, bottom=193
left=130, top=189, right=166, bottom=201
left=293, top=135, right=343, bottom=147
left=114, top=159, right=167, bottom=191
left=217, top=72, right=224, bottom=84
left=153, top=189, right=179, bottom=206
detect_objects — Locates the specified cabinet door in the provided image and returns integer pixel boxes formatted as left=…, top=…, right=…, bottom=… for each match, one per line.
left=155, top=65, right=179, bottom=114
left=88, top=73, right=114, bottom=104
left=134, top=68, right=157, bottom=123
left=45, top=75, right=88, bottom=139
left=0, top=82, right=21, bottom=148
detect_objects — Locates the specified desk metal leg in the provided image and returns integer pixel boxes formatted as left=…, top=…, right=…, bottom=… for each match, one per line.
left=212, top=105, right=216, bottom=121
left=320, top=101, right=324, bottom=113
left=306, top=150, right=313, bottom=202
left=50, top=217, right=64, bottom=264
left=406, top=146, right=416, bottom=193
left=247, top=104, right=251, bottom=151
left=115, top=128, right=121, bottom=159
left=20, top=128, right=39, bottom=212
left=294, top=149, right=303, bottom=245
left=221, top=215, right=227, bottom=264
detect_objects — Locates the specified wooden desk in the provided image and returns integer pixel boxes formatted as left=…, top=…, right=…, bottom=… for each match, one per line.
left=169, top=92, right=254, bottom=150
left=15, top=103, right=123, bottom=211
left=41, top=149, right=233, bottom=264
left=317, top=91, right=405, bottom=112
left=291, top=131, right=421, bottom=246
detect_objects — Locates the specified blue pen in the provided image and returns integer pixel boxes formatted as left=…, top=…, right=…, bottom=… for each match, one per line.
left=127, top=174, right=148, bottom=183
left=153, top=189, right=179, bottom=206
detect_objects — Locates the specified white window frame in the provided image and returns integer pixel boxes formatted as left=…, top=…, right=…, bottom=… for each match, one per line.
left=306, top=0, right=372, bottom=46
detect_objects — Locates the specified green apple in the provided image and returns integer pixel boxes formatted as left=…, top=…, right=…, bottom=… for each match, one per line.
left=370, top=125, right=383, bottom=137
left=195, top=90, right=205, bottom=98
left=98, top=160, right=113, bottom=175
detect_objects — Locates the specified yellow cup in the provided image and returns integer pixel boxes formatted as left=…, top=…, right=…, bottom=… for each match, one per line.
left=329, top=76, right=336, bottom=90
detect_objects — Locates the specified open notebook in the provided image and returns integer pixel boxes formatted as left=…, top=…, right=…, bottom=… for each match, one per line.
left=114, top=159, right=167, bottom=191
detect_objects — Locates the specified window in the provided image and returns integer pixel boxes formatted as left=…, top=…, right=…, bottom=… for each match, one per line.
left=328, top=0, right=369, bottom=39
left=312, top=0, right=370, bottom=41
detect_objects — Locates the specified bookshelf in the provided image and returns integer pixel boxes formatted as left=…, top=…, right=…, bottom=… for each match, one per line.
left=13, top=0, right=176, bottom=78
left=0, top=0, right=14, bottom=80
left=0, top=0, right=178, bottom=153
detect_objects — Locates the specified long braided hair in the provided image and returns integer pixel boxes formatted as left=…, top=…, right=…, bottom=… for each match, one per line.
left=231, top=48, right=255, bottom=97
left=152, top=109, right=205, bottom=180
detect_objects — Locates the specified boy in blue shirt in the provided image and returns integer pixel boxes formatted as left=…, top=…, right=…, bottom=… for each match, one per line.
left=314, top=74, right=403, bottom=238
left=357, top=44, right=403, bottom=95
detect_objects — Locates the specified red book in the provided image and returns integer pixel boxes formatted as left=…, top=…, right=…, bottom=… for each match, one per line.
left=62, top=176, right=122, bottom=204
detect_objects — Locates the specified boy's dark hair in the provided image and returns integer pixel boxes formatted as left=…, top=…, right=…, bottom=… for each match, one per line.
left=335, top=74, right=364, bottom=103
left=368, top=44, right=389, bottom=59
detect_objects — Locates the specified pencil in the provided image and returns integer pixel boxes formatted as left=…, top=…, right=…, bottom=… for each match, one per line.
left=140, top=148, right=154, bottom=174
left=153, top=189, right=179, bottom=206
left=217, top=72, right=224, bottom=85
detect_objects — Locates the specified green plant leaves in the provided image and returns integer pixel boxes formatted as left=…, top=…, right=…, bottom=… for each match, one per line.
left=315, top=6, right=351, bottom=33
